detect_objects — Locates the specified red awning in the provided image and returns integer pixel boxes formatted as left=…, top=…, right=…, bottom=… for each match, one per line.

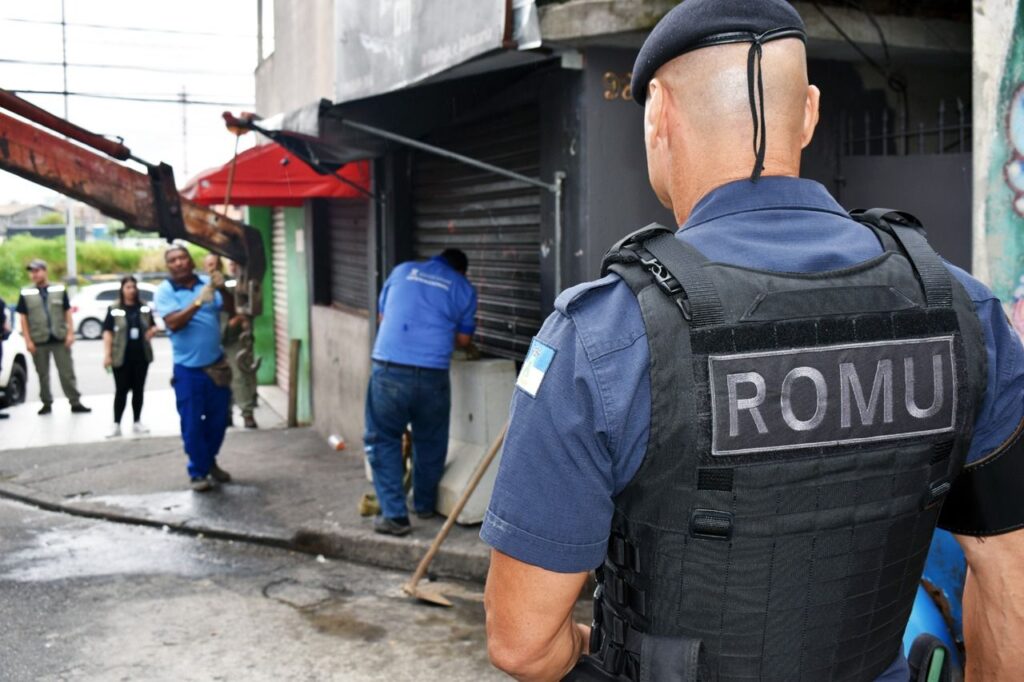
left=181, top=143, right=370, bottom=207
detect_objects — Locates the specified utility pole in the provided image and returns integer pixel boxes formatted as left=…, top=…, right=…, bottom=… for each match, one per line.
left=179, top=87, right=188, bottom=177
left=60, top=0, right=68, bottom=119
left=65, top=203, right=78, bottom=291
left=257, top=0, right=264, bottom=63
left=62, top=0, right=75, bottom=291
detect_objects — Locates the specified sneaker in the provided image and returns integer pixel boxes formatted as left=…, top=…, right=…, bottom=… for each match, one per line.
left=106, top=423, right=122, bottom=438
left=38, top=404, right=52, bottom=415
left=415, top=510, right=437, bottom=520
left=373, top=515, right=412, bottom=536
left=210, top=464, right=232, bottom=483
left=243, top=415, right=258, bottom=429
left=190, top=476, right=215, bottom=492
left=132, top=422, right=150, bottom=435
left=70, top=404, right=92, bottom=414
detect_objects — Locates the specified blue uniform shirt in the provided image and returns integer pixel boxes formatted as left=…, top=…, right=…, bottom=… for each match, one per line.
left=154, top=274, right=224, bottom=368
left=482, top=178, right=1024, bottom=680
left=372, top=256, right=478, bottom=370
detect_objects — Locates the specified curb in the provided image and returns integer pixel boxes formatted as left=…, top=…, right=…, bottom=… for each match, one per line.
left=0, top=481, right=490, bottom=582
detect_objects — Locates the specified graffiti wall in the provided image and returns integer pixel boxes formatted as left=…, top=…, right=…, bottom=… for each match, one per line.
left=978, top=0, right=1024, bottom=330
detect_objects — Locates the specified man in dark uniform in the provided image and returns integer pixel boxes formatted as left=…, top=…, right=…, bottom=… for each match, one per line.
left=482, top=2, right=1024, bottom=681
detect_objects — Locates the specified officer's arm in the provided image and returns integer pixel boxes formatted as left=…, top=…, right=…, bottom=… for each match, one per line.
left=485, top=549, right=590, bottom=681
left=954, top=529, right=1024, bottom=680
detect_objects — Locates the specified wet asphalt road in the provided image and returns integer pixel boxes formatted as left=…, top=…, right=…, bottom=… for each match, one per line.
left=0, top=499, right=503, bottom=682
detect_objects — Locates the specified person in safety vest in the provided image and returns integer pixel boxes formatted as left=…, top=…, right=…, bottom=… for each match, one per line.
left=16, top=259, right=91, bottom=415
left=101, top=275, right=157, bottom=438
left=481, top=2, right=1024, bottom=681
left=222, top=259, right=259, bottom=430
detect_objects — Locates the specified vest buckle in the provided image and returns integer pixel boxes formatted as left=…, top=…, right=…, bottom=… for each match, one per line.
left=638, top=254, right=684, bottom=297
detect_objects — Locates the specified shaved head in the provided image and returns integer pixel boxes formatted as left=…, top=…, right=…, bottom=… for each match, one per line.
left=643, top=38, right=820, bottom=222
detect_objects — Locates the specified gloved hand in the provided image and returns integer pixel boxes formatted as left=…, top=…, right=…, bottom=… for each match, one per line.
left=194, top=282, right=216, bottom=306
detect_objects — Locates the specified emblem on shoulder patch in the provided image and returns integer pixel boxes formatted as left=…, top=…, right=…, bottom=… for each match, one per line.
left=517, top=339, right=556, bottom=398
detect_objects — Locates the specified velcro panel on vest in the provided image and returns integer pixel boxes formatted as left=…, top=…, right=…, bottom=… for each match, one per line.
left=689, top=308, right=967, bottom=467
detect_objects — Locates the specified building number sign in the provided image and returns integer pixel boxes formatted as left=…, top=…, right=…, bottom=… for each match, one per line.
left=603, top=72, right=633, bottom=102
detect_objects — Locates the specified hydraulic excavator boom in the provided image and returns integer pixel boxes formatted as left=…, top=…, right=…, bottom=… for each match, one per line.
left=0, top=89, right=265, bottom=314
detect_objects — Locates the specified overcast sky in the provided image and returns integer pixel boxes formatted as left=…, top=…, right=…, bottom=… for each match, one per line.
left=0, top=0, right=261, bottom=206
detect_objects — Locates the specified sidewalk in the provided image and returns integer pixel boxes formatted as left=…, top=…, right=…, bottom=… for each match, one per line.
left=0, top=409, right=492, bottom=581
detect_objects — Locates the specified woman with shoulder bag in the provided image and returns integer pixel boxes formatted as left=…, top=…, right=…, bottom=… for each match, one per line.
left=102, top=276, right=157, bottom=437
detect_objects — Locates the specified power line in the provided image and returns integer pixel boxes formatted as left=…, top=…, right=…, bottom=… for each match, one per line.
left=0, top=16, right=256, bottom=39
left=0, top=56, right=250, bottom=76
left=10, top=89, right=253, bottom=107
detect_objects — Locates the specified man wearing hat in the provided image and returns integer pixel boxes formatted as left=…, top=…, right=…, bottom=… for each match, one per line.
left=16, top=259, right=90, bottom=415
left=482, top=2, right=1024, bottom=680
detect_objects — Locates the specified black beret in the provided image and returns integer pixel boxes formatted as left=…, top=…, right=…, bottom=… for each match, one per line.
left=631, top=0, right=806, bottom=104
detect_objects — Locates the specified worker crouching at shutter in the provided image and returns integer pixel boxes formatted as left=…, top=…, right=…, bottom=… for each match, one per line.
left=364, top=249, right=478, bottom=536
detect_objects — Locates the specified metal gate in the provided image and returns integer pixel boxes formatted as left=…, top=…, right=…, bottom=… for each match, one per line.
left=327, top=200, right=370, bottom=311
left=271, top=207, right=290, bottom=390
left=837, top=100, right=972, bottom=271
left=412, top=105, right=542, bottom=360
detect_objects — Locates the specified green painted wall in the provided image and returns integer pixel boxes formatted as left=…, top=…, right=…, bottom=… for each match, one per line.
left=985, top=4, right=1024, bottom=315
left=284, top=206, right=312, bottom=423
left=244, top=206, right=277, bottom=385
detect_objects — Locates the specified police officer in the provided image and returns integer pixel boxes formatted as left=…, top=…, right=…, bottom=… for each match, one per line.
left=482, top=2, right=1024, bottom=681
left=16, top=259, right=90, bottom=415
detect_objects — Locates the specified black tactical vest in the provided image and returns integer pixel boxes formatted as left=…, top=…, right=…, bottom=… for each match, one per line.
left=568, top=210, right=987, bottom=682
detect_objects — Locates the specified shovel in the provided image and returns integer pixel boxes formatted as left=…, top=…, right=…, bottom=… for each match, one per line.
left=402, top=421, right=508, bottom=607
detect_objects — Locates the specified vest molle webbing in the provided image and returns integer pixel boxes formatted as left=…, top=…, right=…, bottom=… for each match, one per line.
left=568, top=211, right=987, bottom=682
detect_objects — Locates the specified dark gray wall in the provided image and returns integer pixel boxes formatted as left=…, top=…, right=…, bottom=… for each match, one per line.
left=576, top=48, right=674, bottom=286
left=839, top=153, right=972, bottom=271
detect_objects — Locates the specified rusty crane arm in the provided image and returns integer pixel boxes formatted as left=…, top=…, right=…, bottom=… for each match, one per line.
left=0, top=90, right=266, bottom=307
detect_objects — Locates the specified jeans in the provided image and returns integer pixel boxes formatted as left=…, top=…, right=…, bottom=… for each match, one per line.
left=364, top=361, right=451, bottom=520
left=172, top=363, right=231, bottom=479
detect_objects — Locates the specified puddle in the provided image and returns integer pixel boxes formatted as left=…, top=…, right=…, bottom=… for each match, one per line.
left=0, top=521, right=230, bottom=582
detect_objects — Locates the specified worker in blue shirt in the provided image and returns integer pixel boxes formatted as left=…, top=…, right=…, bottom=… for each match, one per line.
left=365, top=249, right=477, bottom=536
left=154, top=245, right=234, bottom=493
left=482, top=2, right=1024, bottom=681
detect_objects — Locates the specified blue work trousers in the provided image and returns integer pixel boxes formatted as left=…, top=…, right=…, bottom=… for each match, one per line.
left=364, top=361, right=451, bottom=520
left=172, top=363, right=231, bottom=479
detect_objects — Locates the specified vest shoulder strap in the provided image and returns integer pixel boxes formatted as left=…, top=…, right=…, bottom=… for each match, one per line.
left=601, top=223, right=725, bottom=327
left=849, top=208, right=953, bottom=308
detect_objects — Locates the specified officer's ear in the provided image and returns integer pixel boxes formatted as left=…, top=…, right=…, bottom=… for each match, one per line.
left=644, top=78, right=669, bottom=150
left=801, top=84, right=821, bottom=150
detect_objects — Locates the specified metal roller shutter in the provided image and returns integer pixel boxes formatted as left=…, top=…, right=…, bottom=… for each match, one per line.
left=271, top=207, right=290, bottom=390
left=412, top=105, right=541, bottom=360
left=328, top=200, right=370, bottom=310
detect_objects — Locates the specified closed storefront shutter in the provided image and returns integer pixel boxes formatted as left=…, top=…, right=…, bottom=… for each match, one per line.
left=412, top=105, right=542, bottom=360
left=272, top=207, right=290, bottom=391
left=328, top=200, right=370, bottom=311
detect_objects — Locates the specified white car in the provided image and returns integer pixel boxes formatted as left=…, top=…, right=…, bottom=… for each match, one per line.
left=0, top=318, right=29, bottom=407
left=70, top=281, right=165, bottom=340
